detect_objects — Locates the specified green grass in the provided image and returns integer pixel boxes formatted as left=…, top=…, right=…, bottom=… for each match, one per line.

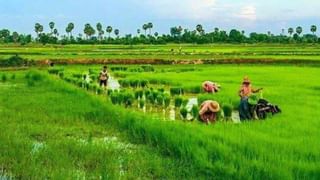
left=1, top=44, right=320, bottom=62
left=0, top=71, right=197, bottom=179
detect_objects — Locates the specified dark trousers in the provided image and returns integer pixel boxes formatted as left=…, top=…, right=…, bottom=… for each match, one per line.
left=239, top=98, right=252, bottom=121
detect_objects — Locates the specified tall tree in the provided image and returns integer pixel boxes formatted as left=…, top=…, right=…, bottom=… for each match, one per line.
left=196, top=24, right=204, bottom=35
left=142, top=24, right=148, bottom=36
left=67, top=23, right=75, bottom=37
left=147, top=22, right=153, bottom=35
left=12, top=32, right=19, bottom=43
left=49, top=22, right=55, bottom=33
left=84, top=23, right=95, bottom=39
left=34, top=23, right=42, bottom=37
left=114, top=29, right=120, bottom=38
left=311, top=25, right=317, bottom=35
left=96, top=23, right=103, bottom=40
left=296, top=26, right=303, bottom=36
left=106, top=26, right=113, bottom=38
left=53, top=29, right=59, bottom=37
left=137, top=29, right=141, bottom=36
left=288, top=28, right=294, bottom=36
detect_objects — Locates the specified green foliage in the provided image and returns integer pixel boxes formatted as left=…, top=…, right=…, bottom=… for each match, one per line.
left=156, top=94, right=164, bottom=106
left=179, top=107, right=188, bottom=119
left=191, top=105, right=199, bottom=120
left=170, top=87, right=184, bottom=96
left=1, top=74, right=7, bottom=82
left=0, top=55, right=28, bottom=67
left=164, top=95, right=171, bottom=108
left=139, top=99, right=145, bottom=109
left=11, top=74, right=16, bottom=80
left=222, top=104, right=233, bottom=119
left=174, top=97, right=183, bottom=108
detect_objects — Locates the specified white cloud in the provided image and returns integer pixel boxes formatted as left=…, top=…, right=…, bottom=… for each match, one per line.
left=237, top=5, right=256, bottom=21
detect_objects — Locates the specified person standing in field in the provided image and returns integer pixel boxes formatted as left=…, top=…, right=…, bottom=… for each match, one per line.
left=238, top=76, right=263, bottom=121
left=99, top=66, right=109, bottom=90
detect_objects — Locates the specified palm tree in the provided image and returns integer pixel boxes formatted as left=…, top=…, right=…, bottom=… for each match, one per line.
left=49, top=22, right=55, bottom=33
left=296, top=26, right=303, bottom=36
left=147, top=22, right=153, bottom=35
left=154, top=32, right=159, bottom=38
left=84, top=23, right=95, bottom=39
left=288, top=28, right=294, bottom=36
left=67, top=23, right=74, bottom=37
left=311, top=25, right=317, bottom=35
left=137, top=29, right=141, bottom=36
left=34, top=23, right=42, bottom=37
left=106, top=26, right=113, bottom=38
left=142, top=24, right=148, bottom=36
left=196, top=24, right=203, bottom=35
left=114, top=29, right=120, bottom=38
left=96, top=23, right=103, bottom=40
left=53, top=29, right=59, bottom=37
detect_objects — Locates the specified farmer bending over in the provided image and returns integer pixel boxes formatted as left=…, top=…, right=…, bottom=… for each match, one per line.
left=238, top=76, right=262, bottom=121
left=99, top=66, right=109, bottom=90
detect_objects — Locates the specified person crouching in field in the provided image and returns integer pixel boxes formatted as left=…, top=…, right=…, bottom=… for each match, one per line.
left=238, top=77, right=263, bottom=121
left=99, top=66, right=109, bottom=90
left=202, top=81, right=220, bottom=93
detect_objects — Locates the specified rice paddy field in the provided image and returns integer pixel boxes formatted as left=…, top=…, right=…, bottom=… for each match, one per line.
left=0, top=44, right=320, bottom=179
left=1, top=44, right=320, bottom=63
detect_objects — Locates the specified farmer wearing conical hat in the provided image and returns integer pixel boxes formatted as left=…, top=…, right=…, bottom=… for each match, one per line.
left=238, top=76, right=263, bottom=121
left=199, top=100, right=220, bottom=124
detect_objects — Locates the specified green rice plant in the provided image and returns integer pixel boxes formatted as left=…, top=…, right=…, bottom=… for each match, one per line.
left=134, top=91, right=140, bottom=100
left=110, top=93, right=119, bottom=105
left=184, top=85, right=201, bottom=94
left=1, top=74, right=7, bottom=82
left=170, top=87, right=184, bottom=96
left=96, top=87, right=103, bottom=95
left=77, top=80, right=83, bottom=88
left=151, top=90, right=160, bottom=100
left=92, top=84, right=98, bottom=93
left=58, top=71, right=64, bottom=79
left=141, top=65, right=154, bottom=72
left=164, top=95, right=171, bottom=108
left=182, top=98, right=189, bottom=107
left=11, top=74, right=16, bottom=80
left=174, top=96, right=183, bottom=108
left=107, top=89, right=113, bottom=95
left=123, top=92, right=134, bottom=107
left=130, top=79, right=140, bottom=88
left=156, top=95, right=164, bottom=106
left=119, top=79, right=130, bottom=88
left=222, top=104, right=233, bottom=120
left=72, top=73, right=83, bottom=79
left=140, top=79, right=148, bottom=88
left=139, top=99, right=145, bottom=109
left=191, top=105, right=199, bottom=120
left=157, top=88, right=165, bottom=93
left=144, top=89, right=151, bottom=97
left=48, top=68, right=63, bottom=75
left=180, top=107, right=188, bottom=119
left=147, top=94, right=155, bottom=104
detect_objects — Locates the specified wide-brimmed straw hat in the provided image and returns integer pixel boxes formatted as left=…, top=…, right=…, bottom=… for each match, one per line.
left=243, top=76, right=251, bottom=84
left=199, top=100, right=220, bottom=115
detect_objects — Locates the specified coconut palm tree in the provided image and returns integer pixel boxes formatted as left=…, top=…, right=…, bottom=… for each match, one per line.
left=137, top=29, right=141, bottom=36
left=49, top=22, right=55, bottom=33
left=296, top=26, right=303, bottom=36
left=311, top=25, right=317, bottom=35
left=106, top=26, right=113, bottom=38
left=147, top=22, right=153, bottom=35
left=154, top=32, right=159, bottom=38
left=288, top=28, right=294, bottom=36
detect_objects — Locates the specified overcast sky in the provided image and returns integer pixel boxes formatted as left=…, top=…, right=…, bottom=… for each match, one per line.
left=1, top=0, right=320, bottom=36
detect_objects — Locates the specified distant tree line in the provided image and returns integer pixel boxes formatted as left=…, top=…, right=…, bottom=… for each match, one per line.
left=0, top=22, right=320, bottom=45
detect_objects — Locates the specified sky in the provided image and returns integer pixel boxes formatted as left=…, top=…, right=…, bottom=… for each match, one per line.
left=0, top=0, right=320, bottom=36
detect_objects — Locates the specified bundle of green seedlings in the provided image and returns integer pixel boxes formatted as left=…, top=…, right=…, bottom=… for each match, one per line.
left=118, top=79, right=148, bottom=88
left=109, top=90, right=135, bottom=107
